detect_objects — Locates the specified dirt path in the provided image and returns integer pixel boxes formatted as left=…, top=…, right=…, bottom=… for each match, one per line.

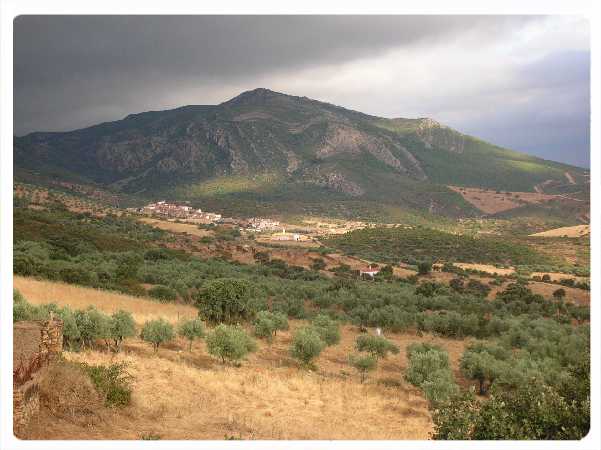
left=565, top=171, right=576, bottom=185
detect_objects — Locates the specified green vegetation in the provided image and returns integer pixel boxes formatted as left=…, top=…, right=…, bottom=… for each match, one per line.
left=310, top=314, right=341, bottom=346
left=206, top=324, right=257, bottom=365
left=325, top=226, right=549, bottom=266
left=110, top=310, right=136, bottom=352
left=289, top=327, right=325, bottom=368
left=194, top=278, right=258, bottom=325
left=355, top=335, right=399, bottom=360
left=253, top=310, right=289, bottom=343
left=348, top=354, right=377, bottom=383
left=82, top=362, right=133, bottom=407
left=12, top=192, right=589, bottom=440
left=141, top=319, right=175, bottom=352
left=177, top=318, right=205, bottom=351
left=405, top=343, right=459, bottom=405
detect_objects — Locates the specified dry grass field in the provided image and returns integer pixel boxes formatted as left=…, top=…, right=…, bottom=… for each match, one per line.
left=15, top=276, right=480, bottom=440
left=453, top=263, right=515, bottom=276
left=13, top=276, right=197, bottom=324
left=139, top=217, right=214, bottom=237
left=448, top=186, right=557, bottom=214
left=529, top=225, right=590, bottom=238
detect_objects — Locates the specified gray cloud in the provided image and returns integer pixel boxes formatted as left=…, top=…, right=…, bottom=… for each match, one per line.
left=13, top=15, right=590, bottom=167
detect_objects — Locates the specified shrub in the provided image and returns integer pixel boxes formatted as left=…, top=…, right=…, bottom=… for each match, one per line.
left=253, top=313, right=276, bottom=342
left=206, top=324, right=257, bottom=365
left=75, top=307, right=112, bottom=349
left=311, top=314, right=340, bottom=346
left=252, top=310, right=287, bottom=342
left=141, top=318, right=175, bottom=352
left=553, top=288, right=566, bottom=299
left=110, top=310, right=136, bottom=351
left=311, top=258, right=327, bottom=271
left=417, top=261, right=432, bottom=276
left=405, top=343, right=459, bottom=405
left=460, top=346, right=505, bottom=395
left=58, top=306, right=81, bottom=351
left=194, top=278, right=257, bottom=324
left=82, top=362, right=133, bottom=407
left=177, top=318, right=205, bottom=351
left=355, top=335, right=399, bottom=359
left=289, top=327, right=325, bottom=368
left=349, top=354, right=377, bottom=383
left=148, top=285, right=178, bottom=302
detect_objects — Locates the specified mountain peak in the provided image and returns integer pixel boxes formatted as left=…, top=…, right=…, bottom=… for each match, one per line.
left=222, top=88, right=289, bottom=106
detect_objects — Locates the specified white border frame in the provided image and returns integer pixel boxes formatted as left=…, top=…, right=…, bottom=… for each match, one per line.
left=1, top=1, right=599, bottom=450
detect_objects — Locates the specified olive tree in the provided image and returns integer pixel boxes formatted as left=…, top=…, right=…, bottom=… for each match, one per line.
left=110, top=310, right=136, bottom=352
left=206, top=324, right=257, bottom=365
left=289, top=327, right=325, bottom=368
left=141, top=318, right=175, bottom=352
left=355, top=335, right=400, bottom=360
left=178, top=318, right=205, bottom=351
left=311, top=314, right=340, bottom=346
left=349, top=353, right=377, bottom=383
left=194, top=278, right=256, bottom=324
left=75, top=306, right=112, bottom=349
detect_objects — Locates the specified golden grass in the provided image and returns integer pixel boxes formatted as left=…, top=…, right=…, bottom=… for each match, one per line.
left=15, top=276, right=479, bottom=440
left=448, top=186, right=557, bottom=214
left=530, top=272, right=589, bottom=283
left=454, top=263, right=515, bottom=276
left=139, top=218, right=214, bottom=237
left=26, top=322, right=445, bottom=440
left=13, top=276, right=197, bottom=324
left=529, top=225, right=590, bottom=238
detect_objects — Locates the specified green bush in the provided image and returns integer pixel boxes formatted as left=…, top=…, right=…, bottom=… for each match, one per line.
left=110, top=310, right=136, bottom=351
left=194, top=278, right=257, bottom=324
left=355, top=335, right=399, bottom=359
left=82, top=362, right=133, bottom=407
left=289, top=327, right=325, bottom=368
left=141, top=318, right=175, bottom=352
left=75, top=306, right=112, bottom=349
left=206, top=324, right=257, bottom=365
left=252, top=310, right=288, bottom=342
left=148, top=285, right=178, bottom=302
left=405, top=343, right=459, bottom=405
left=349, top=353, right=377, bottom=383
left=311, top=314, right=340, bottom=346
left=417, top=261, right=432, bottom=276
left=178, top=318, right=205, bottom=351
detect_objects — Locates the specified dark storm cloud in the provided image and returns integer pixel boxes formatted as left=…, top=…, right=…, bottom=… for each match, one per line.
left=450, top=51, right=590, bottom=167
left=13, top=15, right=590, bottom=167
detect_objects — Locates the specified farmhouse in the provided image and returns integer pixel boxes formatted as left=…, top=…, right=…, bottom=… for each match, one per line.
left=359, top=265, right=380, bottom=278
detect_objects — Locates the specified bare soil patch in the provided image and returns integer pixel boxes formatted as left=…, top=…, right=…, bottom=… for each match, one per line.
left=449, top=186, right=557, bottom=214
left=529, top=225, right=590, bottom=238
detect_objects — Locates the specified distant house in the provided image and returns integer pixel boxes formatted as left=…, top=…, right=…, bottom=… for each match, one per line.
left=359, top=265, right=380, bottom=278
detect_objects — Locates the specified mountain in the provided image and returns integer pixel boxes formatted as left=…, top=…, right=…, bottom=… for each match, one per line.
left=14, top=88, right=588, bottom=219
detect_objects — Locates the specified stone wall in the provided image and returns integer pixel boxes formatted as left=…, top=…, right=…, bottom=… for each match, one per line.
left=13, top=318, right=63, bottom=436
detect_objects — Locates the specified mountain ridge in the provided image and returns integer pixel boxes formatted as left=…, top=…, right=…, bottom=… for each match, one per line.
left=14, top=88, right=588, bottom=218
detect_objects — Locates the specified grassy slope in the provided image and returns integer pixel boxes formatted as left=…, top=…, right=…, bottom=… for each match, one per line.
left=324, top=226, right=552, bottom=266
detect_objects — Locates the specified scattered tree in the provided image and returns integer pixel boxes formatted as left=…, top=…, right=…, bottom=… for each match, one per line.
left=110, top=310, right=136, bottom=352
left=349, top=353, right=377, bottom=383
left=311, top=314, right=341, bottom=346
left=289, top=327, right=325, bottom=368
left=141, top=318, right=175, bottom=352
left=417, top=261, right=432, bottom=276
left=355, top=334, right=400, bottom=360
left=206, top=324, right=257, bottom=365
left=194, top=278, right=257, bottom=324
left=177, top=318, right=205, bottom=351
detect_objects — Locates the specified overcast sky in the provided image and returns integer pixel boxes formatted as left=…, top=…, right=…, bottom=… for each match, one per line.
left=14, top=15, right=590, bottom=167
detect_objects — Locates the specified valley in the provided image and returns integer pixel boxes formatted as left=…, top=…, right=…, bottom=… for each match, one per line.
left=12, top=180, right=590, bottom=440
